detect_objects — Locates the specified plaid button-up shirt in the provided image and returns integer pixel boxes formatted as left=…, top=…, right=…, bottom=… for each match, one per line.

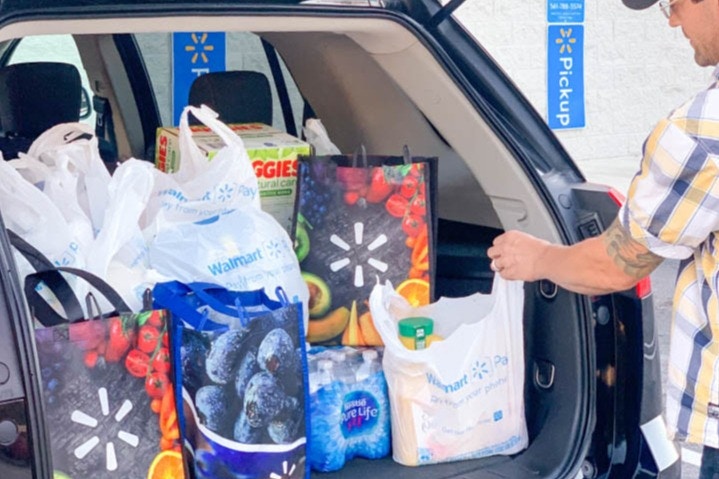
left=619, top=66, right=719, bottom=446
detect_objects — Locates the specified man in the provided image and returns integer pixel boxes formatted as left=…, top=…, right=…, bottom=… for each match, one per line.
left=487, top=0, right=719, bottom=476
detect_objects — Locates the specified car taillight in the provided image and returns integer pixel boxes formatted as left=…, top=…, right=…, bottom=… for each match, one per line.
left=607, top=187, right=626, bottom=207
left=635, top=276, right=652, bottom=299
left=606, top=187, right=653, bottom=298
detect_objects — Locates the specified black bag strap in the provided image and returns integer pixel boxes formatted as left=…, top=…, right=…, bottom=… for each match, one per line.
left=25, top=267, right=132, bottom=327
left=7, top=230, right=85, bottom=322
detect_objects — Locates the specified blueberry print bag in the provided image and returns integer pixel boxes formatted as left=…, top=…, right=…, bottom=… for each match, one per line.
left=24, top=267, right=184, bottom=479
left=153, top=281, right=309, bottom=479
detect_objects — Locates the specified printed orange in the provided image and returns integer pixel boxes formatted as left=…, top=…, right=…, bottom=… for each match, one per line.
left=147, top=449, right=184, bottom=479
left=396, top=278, right=430, bottom=307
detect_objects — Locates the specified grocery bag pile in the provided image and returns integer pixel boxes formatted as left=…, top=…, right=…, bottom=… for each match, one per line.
left=0, top=104, right=529, bottom=479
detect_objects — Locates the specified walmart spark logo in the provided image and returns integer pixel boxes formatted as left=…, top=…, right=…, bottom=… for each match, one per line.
left=184, top=32, right=216, bottom=64
left=554, top=27, right=577, bottom=54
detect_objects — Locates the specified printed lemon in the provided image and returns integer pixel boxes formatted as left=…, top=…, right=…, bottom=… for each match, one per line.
left=396, top=278, right=430, bottom=307
left=147, top=449, right=183, bottom=479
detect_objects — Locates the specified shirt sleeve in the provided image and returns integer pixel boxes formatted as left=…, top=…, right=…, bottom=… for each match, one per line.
left=618, top=116, right=719, bottom=260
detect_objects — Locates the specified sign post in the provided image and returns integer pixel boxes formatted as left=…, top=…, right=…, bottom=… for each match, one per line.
left=172, top=32, right=226, bottom=125
left=547, top=1, right=585, bottom=130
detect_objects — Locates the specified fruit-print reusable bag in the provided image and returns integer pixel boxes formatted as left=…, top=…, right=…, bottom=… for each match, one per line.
left=24, top=267, right=185, bottom=479
left=293, top=146, right=437, bottom=347
left=153, top=281, right=309, bottom=479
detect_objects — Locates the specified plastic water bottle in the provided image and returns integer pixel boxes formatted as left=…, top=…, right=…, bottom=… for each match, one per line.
left=355, top=349, right=380, bottom=382
left=329, top=350, right=356, bottom=385
left=309, top=358, right=334, bottom=394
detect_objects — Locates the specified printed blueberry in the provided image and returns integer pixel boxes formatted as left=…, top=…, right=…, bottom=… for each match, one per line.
left=243, top=372, right=286, bottom=428
left=206, top=329, right=247, bottom=384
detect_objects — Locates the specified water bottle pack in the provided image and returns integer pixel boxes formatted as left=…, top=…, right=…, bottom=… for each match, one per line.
left=308, top=346, right=391, bottom=472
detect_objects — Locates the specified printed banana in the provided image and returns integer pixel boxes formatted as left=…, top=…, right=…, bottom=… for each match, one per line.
left=342, top=300, right=367, bottom=346
left=307, top=306, right=350, bottom=343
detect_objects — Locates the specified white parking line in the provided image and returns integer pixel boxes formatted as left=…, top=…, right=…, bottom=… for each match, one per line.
left=682, top=447, right=702, bottom=467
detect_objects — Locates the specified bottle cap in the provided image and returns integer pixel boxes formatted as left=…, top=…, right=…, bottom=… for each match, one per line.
left=398, top=317, right=434, bottom=337
left=362, top=349, right=378, bottom=361
left=318, top=359, right=333, bottom=370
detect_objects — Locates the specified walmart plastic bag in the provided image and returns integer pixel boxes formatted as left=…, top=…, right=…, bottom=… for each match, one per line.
left=302, top=119, right=340, bottom=155
left=15, top=123, right=111, bottom=240
left=144, top=104, right=259, bottom=227
left=146, top=105, right=309, bottom=327
left=0, top=160, right=89, bottom=313
left=368, top=276, right=528, bottom=466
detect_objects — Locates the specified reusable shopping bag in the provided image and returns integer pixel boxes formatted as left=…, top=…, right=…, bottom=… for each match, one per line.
left=153, top=281, right=309, bottom=479
left=368, top=275, right=528, bottom=466
left=25, top=267, right=184, bottom=478
left=294, top=147, right=437, bottom=346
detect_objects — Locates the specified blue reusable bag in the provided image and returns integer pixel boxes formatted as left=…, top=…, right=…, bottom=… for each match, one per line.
left=152, top=281, right=310, bottom=479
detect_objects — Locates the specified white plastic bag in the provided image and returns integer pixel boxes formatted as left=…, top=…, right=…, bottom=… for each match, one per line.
left=85, top=159, right=160, bottom=311
left=146, top=105, right=309, bottom=326
left=303, top=118, right=341, bottom=155
left=0, top=160, right=90, bottom=312
left=369, top=276, right=528, bottom=466
left=21, top=123, right=111, bottom=237
left=144, top=105, right=259, bottom=228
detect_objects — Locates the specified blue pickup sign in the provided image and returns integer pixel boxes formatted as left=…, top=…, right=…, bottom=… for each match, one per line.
left=547, top=24, right=585, bottom=130
left=172, top=32, right=226, bottom=125
left=547, top=0, right=585, bottom=24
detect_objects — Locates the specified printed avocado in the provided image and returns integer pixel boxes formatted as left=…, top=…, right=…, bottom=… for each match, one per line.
left=294, top=224, right=310, bottom=262
left=302, top=272, right=331, bottom=318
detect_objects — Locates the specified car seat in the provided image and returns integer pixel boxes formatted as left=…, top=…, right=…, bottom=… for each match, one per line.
left=0, top=62, right=82, bottom=160
left=188, top=70, right=273, bottom=126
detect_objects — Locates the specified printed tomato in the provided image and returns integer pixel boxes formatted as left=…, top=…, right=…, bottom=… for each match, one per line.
left=105, top=316, right=135, bottom=363
left=69, top=320, right=106, bottom=351
left=336, top=167, right=368, bottom=191
left=162, top=331, right=169, bottom=348
left=125, top=349, right=150, bottom=378
left=343, top=190, right=360, bottom=205
left=402, top=214, right=425, bottom=237
left=152, top=347, right=171, bottom=374
left=83, top=350, right=99, bottom=368
left=410, top=195, right=426, bottom=216
left=365, top=167, right=394, bottom=203
left=400, top=175, right=418, bottom=199
left=145, top=372, right=170, bottom=399
left=137, top=325, right=161, bottom=354
left=146, top=310, right=164, bottom=328
left=385, top=193, right=408, bottom=218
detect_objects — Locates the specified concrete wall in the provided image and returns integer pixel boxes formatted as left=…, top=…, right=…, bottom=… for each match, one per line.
left=454, top=1, right=715, bottom=193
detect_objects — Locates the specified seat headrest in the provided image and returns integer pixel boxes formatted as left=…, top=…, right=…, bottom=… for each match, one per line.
left=0, top=62, right=82, bottom=138
left=188, top=71, right=273, bottom=126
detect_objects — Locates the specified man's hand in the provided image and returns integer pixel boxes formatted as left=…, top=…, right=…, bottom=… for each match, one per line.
left=487, top=219, right=663, bottom=295
left=486, top=230, right=552, bottom=282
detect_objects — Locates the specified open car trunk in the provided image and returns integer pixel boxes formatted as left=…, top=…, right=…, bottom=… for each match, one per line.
left=0, top=3, right=653, bottom=478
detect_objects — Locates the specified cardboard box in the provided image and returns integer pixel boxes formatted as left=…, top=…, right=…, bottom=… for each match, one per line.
left=155, top=123, right=311, bottom=233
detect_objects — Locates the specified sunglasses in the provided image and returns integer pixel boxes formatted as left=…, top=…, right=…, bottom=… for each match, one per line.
left=658, top=0, right=682, bottom=19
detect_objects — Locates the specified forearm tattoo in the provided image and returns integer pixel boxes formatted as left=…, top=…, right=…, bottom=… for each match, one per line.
left=603, top=219, right=662, bottom=279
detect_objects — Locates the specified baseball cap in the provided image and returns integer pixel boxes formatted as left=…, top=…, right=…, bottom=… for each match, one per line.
left=622, top=0, right=660, bottom=9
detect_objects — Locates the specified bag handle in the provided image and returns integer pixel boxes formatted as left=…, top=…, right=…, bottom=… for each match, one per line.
left=25, top=267, right=132, bottom=327
left=152, top=281, right=283, bottom=331
left=186, top=282, right=281, bottom=320
left=152, top=281, right=226, bottom=332
left=179, top=105, right=247, bottom=163
left=8, top=230, right=85, bottom=322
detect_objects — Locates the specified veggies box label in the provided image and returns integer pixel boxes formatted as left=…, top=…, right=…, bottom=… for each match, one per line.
left=155, top=123, right=310, bottom=234
left=294, top=155, right=436, bottom=346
